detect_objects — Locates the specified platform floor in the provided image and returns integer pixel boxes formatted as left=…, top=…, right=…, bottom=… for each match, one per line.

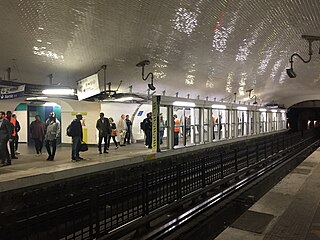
left=0, top=132, right=282, bottom=193
left=216, top=148, right=320, bottom=240
left=0, top=142, right=153, bottom=192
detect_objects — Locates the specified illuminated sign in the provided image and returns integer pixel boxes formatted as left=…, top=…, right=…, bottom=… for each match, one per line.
left=76, top=74, right=100, bottom=101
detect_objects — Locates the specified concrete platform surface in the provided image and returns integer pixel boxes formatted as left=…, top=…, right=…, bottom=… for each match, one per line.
left=216, top=147, right=320, bottom=240
left=0, top=131, right=287, bottom=193
left=0, top=143, right=152, bottom=192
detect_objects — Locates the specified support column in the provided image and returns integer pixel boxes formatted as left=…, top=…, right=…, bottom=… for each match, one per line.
left=167, top=106, right=174, bottom=150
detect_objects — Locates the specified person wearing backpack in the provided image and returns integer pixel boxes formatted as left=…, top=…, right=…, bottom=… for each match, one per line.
left=68, top=113, right=83, bottom=161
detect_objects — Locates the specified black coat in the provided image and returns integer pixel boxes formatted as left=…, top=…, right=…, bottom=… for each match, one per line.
left=96, top=118, right=111, bottom=136
left=0, top=118, right=12, bottom=141
left=69, top=119, right=83, bottom=139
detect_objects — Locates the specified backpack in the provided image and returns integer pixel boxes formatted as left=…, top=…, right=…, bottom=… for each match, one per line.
left=140, top=120, right=146, bottom=131
left=67, top=124, right=73, bottom=137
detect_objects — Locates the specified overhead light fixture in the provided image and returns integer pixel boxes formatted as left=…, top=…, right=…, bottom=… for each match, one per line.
left=280, top=110, right=286, bottom=113
left=237, top=106, right=247, bottom=111
left=114, top=96, right=134, bottom=102
left=42, top=88, right=75, bottom=95
left=26, top=97, right=48, bottom=101
left=271, top=109, right=278, bottom=113
left=259, top=108, right=267, bottom=112
left=173, top=101, right=196, bottom=107
left=136, top=60, right=156, bottom=91
left=211, top=104, right=226, bottom=109
left=286, top=35, right=320, bottom=78
left=102, top=93, right=144, bottom=102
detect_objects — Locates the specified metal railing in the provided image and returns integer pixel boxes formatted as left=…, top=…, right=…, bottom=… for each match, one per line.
left=0, top=129, right=318, bottom=240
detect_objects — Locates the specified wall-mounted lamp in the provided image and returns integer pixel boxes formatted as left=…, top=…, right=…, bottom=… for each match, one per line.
left=287, top=35, right=320, bottom=78
left=245, top=89, right=257, bottom=104
left=136, top=60, right=156, bottom=90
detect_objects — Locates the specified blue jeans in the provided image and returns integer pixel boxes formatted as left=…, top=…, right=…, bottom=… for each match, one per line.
left=72, top=136, right=81, bottom=160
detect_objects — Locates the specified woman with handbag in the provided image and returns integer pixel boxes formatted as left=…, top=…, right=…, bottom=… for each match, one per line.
left=108, top=117, right=119, bottom=149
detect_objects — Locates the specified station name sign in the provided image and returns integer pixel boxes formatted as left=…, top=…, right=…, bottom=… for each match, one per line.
left=0, top=85, right=25, bottom=100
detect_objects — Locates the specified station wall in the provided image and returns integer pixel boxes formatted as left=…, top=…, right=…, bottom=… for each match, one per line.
left=0, top=98, right=152, bottom=145
left=100, top=102, right=152, bottom=142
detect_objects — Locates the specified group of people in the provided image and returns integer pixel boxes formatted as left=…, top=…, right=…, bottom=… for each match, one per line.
left=0, top=110, right=160, bottom=167
left=29, top=112, right=61, bottom=161
left=0, top=111, right=20, bottom=166
left=95, top=113, right=132, bottom=154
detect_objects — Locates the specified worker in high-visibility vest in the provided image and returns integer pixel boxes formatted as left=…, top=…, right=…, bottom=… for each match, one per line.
left=5, top=111, right=18, bottom=160
left=173, top=114, right=180, bottom=146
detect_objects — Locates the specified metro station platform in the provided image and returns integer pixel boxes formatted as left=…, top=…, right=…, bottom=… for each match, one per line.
left=216, top=147, right=320, bottom=240
left=0, top=143, right=152, bottom=192
left=0, top=133, right=269, bottom=193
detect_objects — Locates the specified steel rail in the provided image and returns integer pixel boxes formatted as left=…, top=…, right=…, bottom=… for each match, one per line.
left=139, top=137, right=319, bottom=240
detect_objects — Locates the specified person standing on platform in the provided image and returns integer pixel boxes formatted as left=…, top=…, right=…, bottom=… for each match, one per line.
left=117, top=114, right=127, bottom=146
left=68, top=113, right=83, bottom=161
left=173, top=114, right=180, bottom=146
left=124, top=114, right=132, bottom=144
left=5, top=111, right=18, bottom=159
left=45, top=112, right=60, bottom=161
left=185, top=115, right=191, bottom=137
left=108, top=117, right=119, bottom=149
left=12, top=114, right=21, bottom=155
left=0, top=111, right=12, bottom=166
left=96, top=112, right=111, bottom=154
left=30, top=115, right=46, bottom=156
left=159, top=114, right=165, bottom=145
left=144, top=112, right=152, bottom=149
left=212, top=115, right=216, bottom=140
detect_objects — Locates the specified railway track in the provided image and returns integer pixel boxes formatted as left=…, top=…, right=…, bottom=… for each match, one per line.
left=1, top=130, right=319, bottom=240
left=132, top=137, right=320, bottom=240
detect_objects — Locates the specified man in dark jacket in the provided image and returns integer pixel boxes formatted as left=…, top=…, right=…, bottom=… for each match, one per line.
left=12, top=114, right=21, bottom=155
left=0, top=111, right=12, bottom=166
left=124, top=114, right=132, bottom=144
left=96, top=112, right=111, bottom=154
left=30, top=115, right=46, bottom=155
left=143, top=112, right=152, bottom=149
left=69, top=113, right=83, bottom=161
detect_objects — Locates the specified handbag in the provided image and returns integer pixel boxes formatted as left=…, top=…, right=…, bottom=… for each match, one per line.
left=79, top=141, right=88, bottom=152
left=111, top=128, right=117, bottom=137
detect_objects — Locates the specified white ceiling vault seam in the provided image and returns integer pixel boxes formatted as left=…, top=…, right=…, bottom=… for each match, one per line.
left=0, top=0, right=320, bottom=108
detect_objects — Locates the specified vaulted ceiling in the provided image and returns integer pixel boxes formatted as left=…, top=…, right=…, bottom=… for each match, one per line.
left=0, top=0, right=320, bottom=107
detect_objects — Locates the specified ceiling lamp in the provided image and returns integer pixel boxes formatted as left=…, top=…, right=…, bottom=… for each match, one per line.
left=173, top=101, right=196, bottom=107
left=42, top=88, right=75, bottom=95
left=287, top=35, right=320, bottom=78
left=136, top=60, right=156, bottom=90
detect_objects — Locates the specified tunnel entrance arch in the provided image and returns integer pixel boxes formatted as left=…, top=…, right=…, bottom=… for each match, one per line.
left=288, top=100, right=320, bottom=131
